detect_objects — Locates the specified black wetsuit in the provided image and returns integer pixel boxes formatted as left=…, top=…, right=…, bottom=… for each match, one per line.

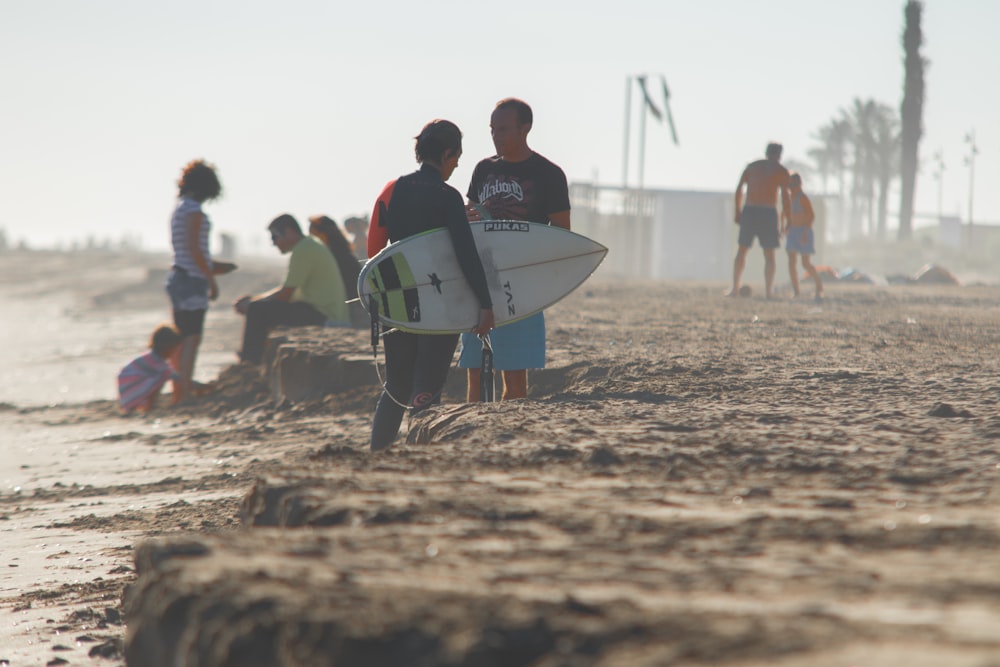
left=369, top=164, right=493, bottom=450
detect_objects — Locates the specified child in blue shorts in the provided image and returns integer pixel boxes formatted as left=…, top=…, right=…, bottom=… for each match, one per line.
left=786, top=173, right=824, bottom=301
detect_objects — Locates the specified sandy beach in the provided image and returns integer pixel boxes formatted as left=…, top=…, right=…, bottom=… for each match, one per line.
left=1, top=249, right=999, bottom=666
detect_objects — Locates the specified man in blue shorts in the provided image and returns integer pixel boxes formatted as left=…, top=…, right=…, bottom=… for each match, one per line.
left=728, top=142, right=791, bottom=299
left=460, top=98, right=571, bottom=401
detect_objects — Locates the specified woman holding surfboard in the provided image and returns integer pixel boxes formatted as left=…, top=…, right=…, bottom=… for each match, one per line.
left=366, top=120, right=495, bottom=451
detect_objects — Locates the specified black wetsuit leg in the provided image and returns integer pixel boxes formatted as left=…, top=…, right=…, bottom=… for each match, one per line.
left=370, top=331, right=460, bottom=450
left=410, top=333, right=460, bottom=411
left=371, top=331, right=416, bottom=450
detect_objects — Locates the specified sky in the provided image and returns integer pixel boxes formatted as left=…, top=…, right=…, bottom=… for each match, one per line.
left=1, top=0, right=996, bottom=253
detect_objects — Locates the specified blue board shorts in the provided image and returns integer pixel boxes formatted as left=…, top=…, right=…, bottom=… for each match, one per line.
left=738, top=206, right=780, bottom=249
left=785, top=226, right=815, bottom=255
left=459, top=311, right=546, bottom=370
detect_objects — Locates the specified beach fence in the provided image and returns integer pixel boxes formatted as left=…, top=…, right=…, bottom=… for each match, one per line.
left=570, top=182, right=828, bottom=283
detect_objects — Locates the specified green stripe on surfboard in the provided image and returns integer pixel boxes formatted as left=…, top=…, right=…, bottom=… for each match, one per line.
left=372, top=253, right=419, bottom=322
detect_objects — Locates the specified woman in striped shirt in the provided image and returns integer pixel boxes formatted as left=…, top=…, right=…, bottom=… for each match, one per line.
left=165, top=159, right=234, bottom=403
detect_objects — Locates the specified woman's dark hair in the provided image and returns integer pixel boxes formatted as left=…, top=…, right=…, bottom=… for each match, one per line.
left=150, top=324, right=182, bottom=357
left=495, top=97, right=533, bottom=127
left=177, top=159, right=222, bottom=202
left=309, top=215, right=361, bottom=299
left=414, top=119, right=462, bottom=164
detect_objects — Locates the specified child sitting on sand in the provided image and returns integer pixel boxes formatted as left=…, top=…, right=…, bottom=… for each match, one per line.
left=117, top=324, right=184, bottom=414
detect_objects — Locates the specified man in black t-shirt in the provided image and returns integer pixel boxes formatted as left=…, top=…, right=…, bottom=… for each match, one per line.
left=458, top=98, right=571, bottom=401
left=467, top=153, right=570, bottom=224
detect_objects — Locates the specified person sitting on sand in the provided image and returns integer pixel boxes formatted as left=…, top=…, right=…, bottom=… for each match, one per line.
left=233, top=214, right=349, bottom=364
left=308, top=215, right=366, bottom=327
left=117, top=325, right=183, bottom=414
left=728, top=142, right=791, bottom=299
left=343, top=216, right=369, bottom=262
left=785, top=172, right=824, bottom=301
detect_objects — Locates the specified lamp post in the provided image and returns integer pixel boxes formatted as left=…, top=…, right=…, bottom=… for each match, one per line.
left=931, top=150, right=945, bottom=222
left=964, top=130, right=978, bottom=228
left=963, top=131, right=978, bottom=252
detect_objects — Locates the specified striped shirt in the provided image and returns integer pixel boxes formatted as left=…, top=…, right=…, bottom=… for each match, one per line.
left=117, top=351, right=177, bottom=412
left=170, top=197, right=211, bottom=278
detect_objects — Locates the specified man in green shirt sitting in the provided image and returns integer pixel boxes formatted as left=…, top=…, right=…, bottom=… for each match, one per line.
left=234, top=214, right=349, bottom=364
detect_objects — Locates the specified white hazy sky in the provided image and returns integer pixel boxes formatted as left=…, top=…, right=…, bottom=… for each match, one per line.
left=1, top=0, right=996, bottom=252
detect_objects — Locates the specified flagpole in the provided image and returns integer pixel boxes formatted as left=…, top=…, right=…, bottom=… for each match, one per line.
left=622, top=76, right=632, bottom=189
left=638, top=89, right=647, bottom=191
left=630, top=73, right=677, bottom=192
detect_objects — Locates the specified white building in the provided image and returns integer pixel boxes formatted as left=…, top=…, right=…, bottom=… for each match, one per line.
left=570, top=182, right=828, bottom=283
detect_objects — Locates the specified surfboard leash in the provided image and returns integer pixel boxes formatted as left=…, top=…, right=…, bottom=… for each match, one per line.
left=479, top=333, right=494, bottom=403
left=368, top=294, right=412, bottom=410
left=368, top=295, right=380, bottom=353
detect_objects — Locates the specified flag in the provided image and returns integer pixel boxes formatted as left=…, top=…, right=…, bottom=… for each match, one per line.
left=636, top=75, right=663, bottom=121
left=660, top=76, right=680, bottom=146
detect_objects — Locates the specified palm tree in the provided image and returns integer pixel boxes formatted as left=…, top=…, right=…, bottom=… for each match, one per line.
left=843, top=98, right=879, bottom=238
left=899, top=0, right=926, bottom=241
left=806, top=145, right=831, bottom=194
left=812, top=99, right=902, bottom=240
left=817, top=119, right=851, bottom=200
left=871, top=105, right=901, bottom=240
left=810, top=118, right=852, bottom=239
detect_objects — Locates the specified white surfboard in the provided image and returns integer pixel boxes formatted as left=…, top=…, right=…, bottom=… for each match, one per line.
left=358, top=221, right=607, bottom=333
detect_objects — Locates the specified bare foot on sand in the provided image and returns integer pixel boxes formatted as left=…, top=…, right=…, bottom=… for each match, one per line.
left=724, top=285, right=753, bottom=298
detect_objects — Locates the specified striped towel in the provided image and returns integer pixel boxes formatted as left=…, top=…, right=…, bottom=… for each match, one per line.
left=117, top=351, right=177, bottom=412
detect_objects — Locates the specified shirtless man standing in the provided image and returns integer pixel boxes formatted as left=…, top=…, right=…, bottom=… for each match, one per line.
left=729, top=142, right=791, bottom=299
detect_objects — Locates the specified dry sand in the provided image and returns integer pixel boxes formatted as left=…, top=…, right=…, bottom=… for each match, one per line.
left=1, top=249, right=999, bottom=666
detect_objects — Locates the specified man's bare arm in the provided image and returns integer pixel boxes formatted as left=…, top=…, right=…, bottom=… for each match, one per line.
left=549, top=210, right=571, bottom=230
left=734, top=170, right=748, bottom=223
left=780, top=185, right=792, bottom=231
left=233, top=286, right=295, bottom=315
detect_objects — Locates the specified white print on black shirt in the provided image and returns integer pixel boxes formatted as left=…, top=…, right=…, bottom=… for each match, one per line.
left=478, top=178, right=524, bottom=203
